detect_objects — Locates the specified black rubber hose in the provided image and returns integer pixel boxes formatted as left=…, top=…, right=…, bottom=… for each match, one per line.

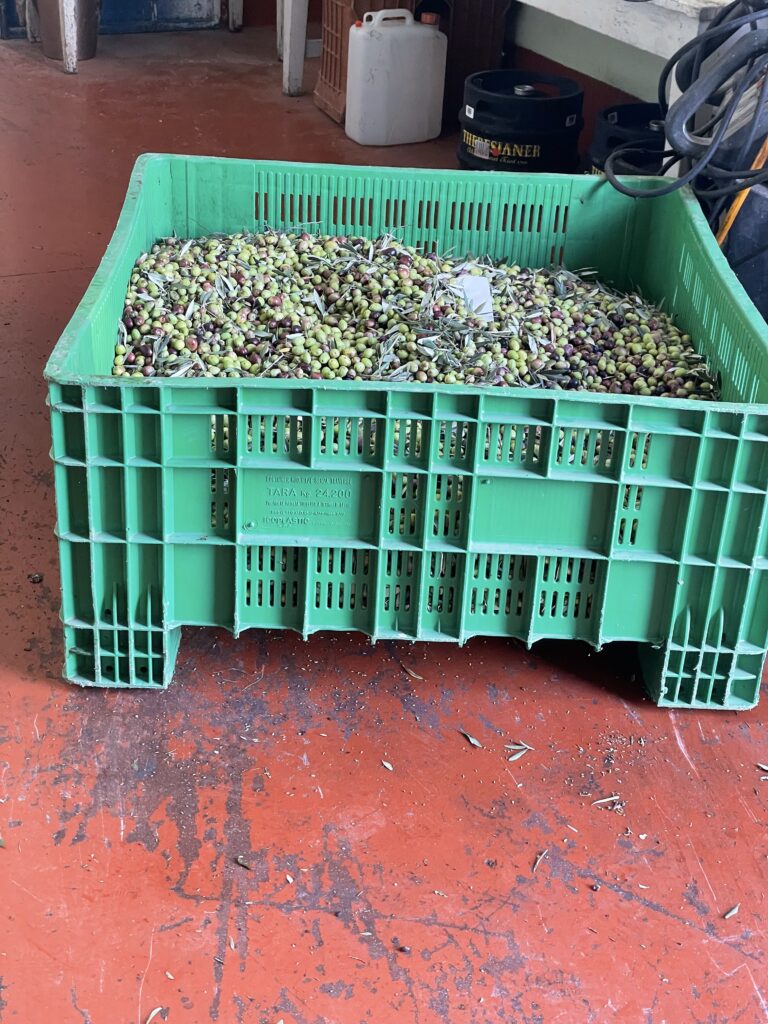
left=601, top=1, right=768, bottom=204
left=657, top=4, right=768, bottom=115
left=604, top=67, right=759, bottom=198
left=675, top=0, right=745, bottom=94
left=665, top=33, right=768, bottom=157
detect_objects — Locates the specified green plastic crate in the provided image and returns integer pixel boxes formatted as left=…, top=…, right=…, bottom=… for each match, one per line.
left=45, top=154, right=768, bottom=708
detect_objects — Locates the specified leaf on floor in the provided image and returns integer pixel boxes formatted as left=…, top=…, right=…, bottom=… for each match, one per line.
left=533, top=849, right=549, bottom=873
left=505, top=741, right=533, bottom=763
left=459, top=730, right=482, bottom=749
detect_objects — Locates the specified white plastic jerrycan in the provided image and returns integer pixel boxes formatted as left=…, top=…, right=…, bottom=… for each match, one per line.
left=345, top=10, right=447, bottom=146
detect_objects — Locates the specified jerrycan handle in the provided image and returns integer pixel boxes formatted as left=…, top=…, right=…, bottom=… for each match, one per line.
left=363, top=10, right=415, bottom=28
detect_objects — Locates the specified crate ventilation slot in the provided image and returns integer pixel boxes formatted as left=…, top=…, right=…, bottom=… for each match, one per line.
left=484, top=423, right=542, bottom=464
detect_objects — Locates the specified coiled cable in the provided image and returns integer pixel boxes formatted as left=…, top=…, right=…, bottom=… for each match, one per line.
left=604, top=0, right=768, bottom=227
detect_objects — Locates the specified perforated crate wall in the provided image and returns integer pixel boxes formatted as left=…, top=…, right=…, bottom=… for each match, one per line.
left=45, top=155, right=768, bottom=708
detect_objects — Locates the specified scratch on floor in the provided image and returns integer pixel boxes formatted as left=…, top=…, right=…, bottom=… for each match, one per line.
left=737, top=793, right=759, bottom=826
left=669, top=712, right=700, bottom=779
left=689, top=841, right=718, bottom=908
left=649, top=794, right=675, bottom=827
left=117, top=790, right=126, bottom=842
left=99, top=807, right=110, bottom=852
left=746, top=966, right=768, bottom=1020
left=10, top=879, right=46, bottom=905
left=136, top=926, right=155, bottom=1024
left=706, top=955, right=768, bottom=1020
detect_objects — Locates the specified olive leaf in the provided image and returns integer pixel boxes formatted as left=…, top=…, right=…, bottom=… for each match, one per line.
left=505, top=741, right=533, bottom=763
left=533, top=849, right=549, bottom=873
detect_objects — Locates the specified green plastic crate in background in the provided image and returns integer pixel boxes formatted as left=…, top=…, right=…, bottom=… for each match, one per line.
left=45, top=155, right=768, bottom=708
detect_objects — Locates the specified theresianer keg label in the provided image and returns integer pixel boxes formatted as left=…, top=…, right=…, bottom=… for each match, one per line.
left=463, top=129, right=542, bottom=161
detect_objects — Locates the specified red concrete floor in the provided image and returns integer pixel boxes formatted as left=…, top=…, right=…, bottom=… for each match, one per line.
left=1, top=27, right=767, bottom=1024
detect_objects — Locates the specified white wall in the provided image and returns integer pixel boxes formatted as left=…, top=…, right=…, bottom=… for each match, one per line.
left=512, top=6, right=665, bottom=100
left=510, top=0, right=730, bottom=101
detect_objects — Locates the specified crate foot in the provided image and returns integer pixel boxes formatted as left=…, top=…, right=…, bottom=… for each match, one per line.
left=62, top=623, right=181, bottom=689
left=639, top=642, right=763, bottom=710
